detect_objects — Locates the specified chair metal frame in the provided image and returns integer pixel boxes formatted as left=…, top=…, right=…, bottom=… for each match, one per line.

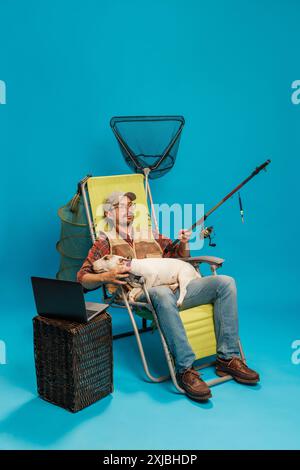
left=80, top=174, right=246, bottom=394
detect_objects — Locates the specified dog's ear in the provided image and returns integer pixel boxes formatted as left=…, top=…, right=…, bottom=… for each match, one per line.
left=94, top=267, right=106, bottom=274
left=101, top=254, right=111, bottom=261
left=92, top=258, right=108, bottom=273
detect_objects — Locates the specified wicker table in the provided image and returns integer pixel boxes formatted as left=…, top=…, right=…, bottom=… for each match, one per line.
left=33, top=311, right=113, bottom=412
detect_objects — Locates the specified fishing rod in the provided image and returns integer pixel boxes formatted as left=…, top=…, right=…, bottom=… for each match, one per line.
left=163, top=159, right=271, bottom=255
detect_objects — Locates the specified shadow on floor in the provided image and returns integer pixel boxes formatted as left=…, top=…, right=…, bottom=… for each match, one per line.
left=0, top=394, right=113, bottom=447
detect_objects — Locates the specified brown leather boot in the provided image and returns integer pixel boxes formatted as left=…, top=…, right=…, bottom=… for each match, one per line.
left=216, top=356, right=260, bottom=384
left=176, top=367, right=212, bottom=401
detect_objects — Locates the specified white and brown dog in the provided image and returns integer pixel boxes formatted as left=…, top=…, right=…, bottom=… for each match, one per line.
left=93, top=254, right=201, bottom=306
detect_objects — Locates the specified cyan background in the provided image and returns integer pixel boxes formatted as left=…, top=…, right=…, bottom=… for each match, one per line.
left=0, top=0, right=299, bottom=450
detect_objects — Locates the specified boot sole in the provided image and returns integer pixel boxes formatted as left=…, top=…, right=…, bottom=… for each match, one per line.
left=185, top=391, right=212, bottom=402
left=216, top=369, right=259, bottom=385
left=177, top=378, right=212, bottom=401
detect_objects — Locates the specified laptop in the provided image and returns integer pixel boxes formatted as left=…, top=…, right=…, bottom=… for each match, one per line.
left=31, top=277, right=109, bottom=323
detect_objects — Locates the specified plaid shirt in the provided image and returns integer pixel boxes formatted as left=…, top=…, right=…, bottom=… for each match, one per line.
left=77, top=231, right=186, bottom=285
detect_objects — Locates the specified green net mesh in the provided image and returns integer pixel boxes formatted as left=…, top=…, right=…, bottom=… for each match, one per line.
left=56, top=190, right=92, bottom=281
left=110, top=116, right=185, bottom=179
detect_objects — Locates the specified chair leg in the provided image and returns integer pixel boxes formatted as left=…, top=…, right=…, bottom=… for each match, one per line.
left=238, top=338, right=246, bottom=363
left=206, top=375, right=233, bottom=386
left=121, top=288, right=170, bottom=384
left=109, top=303, right=153, bottom=340
left=193, top=360, right=233, bottom=387
left=138, top=286, right=186, bottom=394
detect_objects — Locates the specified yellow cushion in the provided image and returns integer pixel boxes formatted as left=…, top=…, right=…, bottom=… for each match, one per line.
left=179, top=304, right=217, bottom=360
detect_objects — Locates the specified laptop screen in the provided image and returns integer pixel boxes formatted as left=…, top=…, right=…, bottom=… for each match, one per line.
left=31, top=277, right=86, bottom=320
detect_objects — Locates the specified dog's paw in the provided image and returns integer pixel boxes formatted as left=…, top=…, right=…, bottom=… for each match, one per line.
left=176, top=300, right=183, bottom=307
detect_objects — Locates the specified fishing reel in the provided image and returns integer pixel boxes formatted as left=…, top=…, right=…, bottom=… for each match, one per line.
left=199, top=192, right=246, bottom=248
left=200, top=226, right=216, bottom=247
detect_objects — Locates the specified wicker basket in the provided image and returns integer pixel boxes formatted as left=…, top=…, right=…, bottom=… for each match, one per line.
left=33, top=312, right=113, bottom=412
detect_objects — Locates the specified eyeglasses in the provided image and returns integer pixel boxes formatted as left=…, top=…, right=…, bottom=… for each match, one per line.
left=112, top=202, right=136, bottom=211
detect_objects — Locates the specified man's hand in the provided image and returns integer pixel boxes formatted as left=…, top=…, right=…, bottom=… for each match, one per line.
left=101, top=265, right=131, bottom=285
left=81, top=266, right=131, bottom=289
left=178, top=229, right=191, bottom=244
left=176, top=229, right=191, bottom=257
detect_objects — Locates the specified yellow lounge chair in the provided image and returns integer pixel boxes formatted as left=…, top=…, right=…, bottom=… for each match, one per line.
left=81, top=173, right=245, bottom=393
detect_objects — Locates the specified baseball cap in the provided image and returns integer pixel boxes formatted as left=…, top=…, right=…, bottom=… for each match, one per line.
left=103, top=191, right=136, bottom=213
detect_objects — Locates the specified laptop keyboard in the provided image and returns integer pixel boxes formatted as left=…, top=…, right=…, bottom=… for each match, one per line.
left=85, top=303, right=108, bottom=319
left=86, top=309, right=97, bottom=318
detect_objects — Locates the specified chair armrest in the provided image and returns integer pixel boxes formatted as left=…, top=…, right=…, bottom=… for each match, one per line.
left=179, top=255, right=225, bottom=268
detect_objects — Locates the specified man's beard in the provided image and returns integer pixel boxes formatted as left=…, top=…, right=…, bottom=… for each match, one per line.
left=118, top=217, right=134, bottom=229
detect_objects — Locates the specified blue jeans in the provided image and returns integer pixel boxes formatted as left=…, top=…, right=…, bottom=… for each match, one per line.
left=137, top=275, right=240, bottom=373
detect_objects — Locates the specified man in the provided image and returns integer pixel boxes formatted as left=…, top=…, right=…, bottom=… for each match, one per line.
left=77, top=191, right=259, bottom=402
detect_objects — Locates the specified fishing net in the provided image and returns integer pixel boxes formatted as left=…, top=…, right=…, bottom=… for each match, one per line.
left=110, top=115, right=185, bottom=179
